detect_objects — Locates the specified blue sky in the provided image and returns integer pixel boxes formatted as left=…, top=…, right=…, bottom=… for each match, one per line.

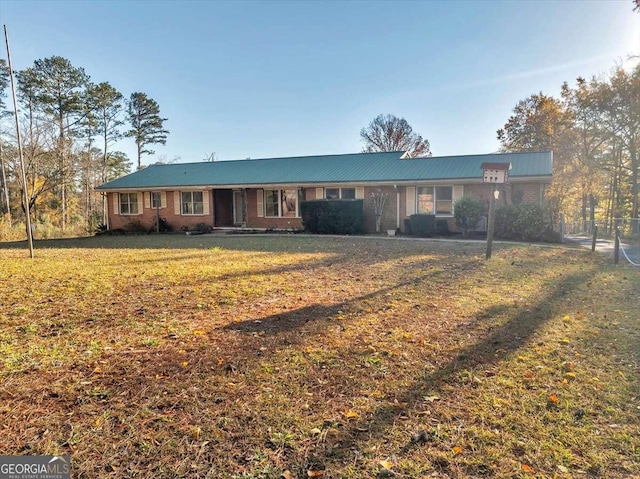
left=0, top=0, right=638, bottom=166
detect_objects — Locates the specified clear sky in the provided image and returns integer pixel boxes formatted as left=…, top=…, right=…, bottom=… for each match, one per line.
left=0, top=0, right=638, bottom=166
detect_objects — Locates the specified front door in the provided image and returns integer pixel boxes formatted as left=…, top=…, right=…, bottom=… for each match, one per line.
left=233, top=190, right=245, bottom=225
left=214, top=189, right=234, bottom=227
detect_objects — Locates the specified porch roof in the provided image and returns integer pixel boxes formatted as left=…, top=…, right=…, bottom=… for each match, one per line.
left=97, top=150, right=552, bottom=190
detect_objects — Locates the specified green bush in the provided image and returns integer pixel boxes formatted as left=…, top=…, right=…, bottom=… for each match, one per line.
left=301, top=200, right=364, bottom=234
left=409, top=214, right=436, bottom=237
left=124, top=220, right=149, bottom=234
left=94, top=223, right=109, bottom=235
left=453, top=196, right=485, bottom=238
left=436, top=219, right=451, bottom=235
left=494, top=204, right=557, bottom=242
left=195, top=222, right=212, bottom=234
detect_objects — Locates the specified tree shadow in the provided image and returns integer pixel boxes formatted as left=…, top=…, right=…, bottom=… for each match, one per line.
left=221, top=257, right=481, bottom=335
left=315, top=268, right=596, bottom=466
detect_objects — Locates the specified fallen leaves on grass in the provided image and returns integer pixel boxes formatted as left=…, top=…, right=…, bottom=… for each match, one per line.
left=343, top=410, right=358, bottom=420
left=521, top=463, right=535, bottom=473
left=0, top=237, right=638, bottom=478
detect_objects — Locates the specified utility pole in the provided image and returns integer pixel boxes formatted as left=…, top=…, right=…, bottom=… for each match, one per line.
left=4, top=25, right=34, bottom=258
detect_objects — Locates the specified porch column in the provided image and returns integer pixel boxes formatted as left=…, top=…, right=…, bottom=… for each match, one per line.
left=242, top=188, right=247, bottom=227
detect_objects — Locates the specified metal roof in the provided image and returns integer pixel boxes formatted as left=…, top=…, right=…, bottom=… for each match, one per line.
left=96, top=150, right=552, bottom=190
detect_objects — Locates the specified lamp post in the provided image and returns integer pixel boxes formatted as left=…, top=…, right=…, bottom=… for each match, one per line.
left=481, top=162, right=511, bottom=260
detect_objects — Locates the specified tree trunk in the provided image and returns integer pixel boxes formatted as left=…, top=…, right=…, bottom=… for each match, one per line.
left=58, top=110, right=66, bottom=231
left=0, top=135, right=11, bottom=226
left=630, top=144, right=638, bottom=220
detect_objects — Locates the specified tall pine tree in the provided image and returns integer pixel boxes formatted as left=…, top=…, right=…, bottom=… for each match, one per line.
left=126, top=92, right=169, bottom=169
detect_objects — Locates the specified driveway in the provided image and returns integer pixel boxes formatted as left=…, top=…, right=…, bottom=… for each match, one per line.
left=564, top=235, right=640, bottom=265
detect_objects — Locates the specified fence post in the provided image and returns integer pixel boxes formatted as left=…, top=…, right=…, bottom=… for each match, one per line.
left=614, top=226, right=620, bottom=265
left=591, top=225, right=597, bottom=252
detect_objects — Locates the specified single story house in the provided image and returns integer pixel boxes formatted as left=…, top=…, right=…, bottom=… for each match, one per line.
left=96, top=150, right=552, bottom=234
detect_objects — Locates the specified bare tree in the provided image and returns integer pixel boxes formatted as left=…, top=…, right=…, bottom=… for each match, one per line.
left=360, top=114, right=432, bottom=157
left=0, top=59, right=11, bottom=223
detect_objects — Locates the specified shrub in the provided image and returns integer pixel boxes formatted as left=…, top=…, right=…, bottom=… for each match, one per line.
left=494, top=204, right=558, bottom=242
left=95, top=223, right=109, bottom=235
left=158, top=217, right=172, bottom=233
left=147, top=217, right=172, bottom=233
left=453, top=196, right=485, bottom=238
left=195, top=223, right=212, bottom=234
left=409, top=214, right=436, bottom=237
left=436, top=219, right=451, bottom=235
left=301, top=200, right=364, bottom=235
left=124, top=220, right=148, bottom=234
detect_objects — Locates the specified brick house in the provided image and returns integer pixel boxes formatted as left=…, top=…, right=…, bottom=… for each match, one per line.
left=96, top=150, right=552, bottom=234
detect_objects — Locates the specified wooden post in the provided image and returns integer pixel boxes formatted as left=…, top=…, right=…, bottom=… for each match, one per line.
left=155, top=196, right=160, bottom=233
left=614, top=226, right=620, bottom=265
left=591, top=225, right=598, bottom=252
left=486, top=187, right=496, bottom=260
left=5, top=25, right=34, bottom=258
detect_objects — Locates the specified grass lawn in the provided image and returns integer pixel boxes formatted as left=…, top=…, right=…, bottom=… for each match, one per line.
left=0, top=235, right=638, bottom=478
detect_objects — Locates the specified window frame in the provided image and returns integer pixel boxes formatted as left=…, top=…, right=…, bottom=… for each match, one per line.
left=416, top=185, right=453, bottom=216
left=181, top=191, right=204, bottom=215
left=263, top=188, right=301, bottom=218
left=151, top=192, right=162, bottom=209
left=435, top=186, right=453, bottom=215
left=119, top=192, right=139, bottom=215
left=324, top=187, right=356, bottom=200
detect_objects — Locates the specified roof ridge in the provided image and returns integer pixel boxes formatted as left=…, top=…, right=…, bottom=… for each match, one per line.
left=411, top=150, right=551, bottom=160
left=148, top=150, right=406, bottom=167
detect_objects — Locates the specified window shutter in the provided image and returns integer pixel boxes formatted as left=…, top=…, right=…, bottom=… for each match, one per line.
left=256, top=189, right=264, bottom=217
left=315, top=187, right=324, bottom=199
left=406, top=187, right=416, bottom=216
left=174, top=191, right=181, bottom=215
left=160, top=191, right=167, bottom=208
left=113, top=193, right=119, bottom=215
left=137, top=193, right=143, bottom=215
left=144, top=193, right=150, bottom=209
left=355, top=187, right=364, bottom=199
left=203, top=191, right=210, bottom=215
left=452, top=185, right=464, bottom=211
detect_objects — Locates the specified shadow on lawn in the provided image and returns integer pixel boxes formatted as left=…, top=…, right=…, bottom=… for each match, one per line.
left=0, top=233, right=488, bottom=257
left=316, top=267, right=597, bottom=468
left=222, top=258, right=481, bottom=335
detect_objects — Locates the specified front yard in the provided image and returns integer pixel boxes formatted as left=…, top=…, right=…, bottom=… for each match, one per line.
left=0, top=235, right=638, bottom=478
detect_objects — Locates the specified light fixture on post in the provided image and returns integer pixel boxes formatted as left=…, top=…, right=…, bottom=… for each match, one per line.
left=481, top=162, right=511, bottom=260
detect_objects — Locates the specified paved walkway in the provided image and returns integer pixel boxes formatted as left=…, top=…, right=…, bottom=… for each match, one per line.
left=564, top=235, right=640, bottom=265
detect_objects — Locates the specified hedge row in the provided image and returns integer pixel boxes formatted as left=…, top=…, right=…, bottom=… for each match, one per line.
left=300, top=200, right=365, bottom=235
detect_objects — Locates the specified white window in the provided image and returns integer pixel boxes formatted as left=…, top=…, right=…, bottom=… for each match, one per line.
left=325, top=187, right=356, bottom=200
left=435, top=186, right=452, bottom=214
left=181, top=191, right=204, bottom=215
left=119, top=193, right=139, bottom=215
left=416, top=186, right=453, bottom=215
left=264, top=189, right=301, bottom=217
left=151, top=192, right=162, bottom=209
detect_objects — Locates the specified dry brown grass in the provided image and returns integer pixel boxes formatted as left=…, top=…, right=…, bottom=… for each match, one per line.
left=0, top=235, right=638, bottom=478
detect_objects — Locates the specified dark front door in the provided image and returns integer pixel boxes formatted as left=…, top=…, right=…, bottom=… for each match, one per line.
left=214, top=189, right=234, bottom=227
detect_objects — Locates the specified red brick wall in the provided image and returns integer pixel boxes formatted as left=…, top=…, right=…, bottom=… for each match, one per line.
left=106, top=182, right=548, bottom=234
left=108, top=191, right=214, bottom=231
left=362, top=186, right=400, bottom=233
left=464, top=183, right=544, bottom=208
left=245, top=189, right=304, bottom=230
